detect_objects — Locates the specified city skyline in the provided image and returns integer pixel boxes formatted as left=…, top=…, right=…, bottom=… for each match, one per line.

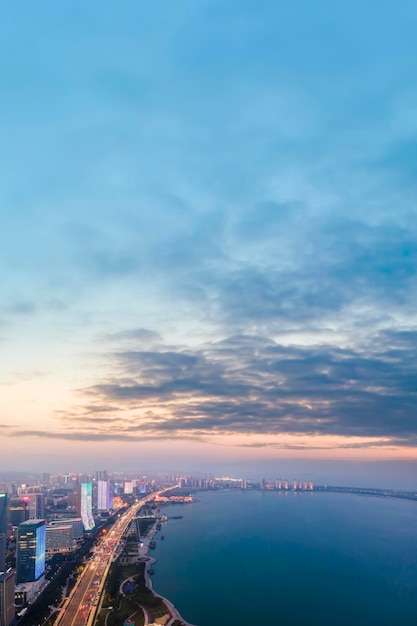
left=1, top=1, right=417, bottom=474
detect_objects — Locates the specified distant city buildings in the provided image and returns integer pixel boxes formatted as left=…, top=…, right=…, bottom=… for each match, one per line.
left=0, top=495, right=7, bottom=572
left=274, top=479, right=313, bottom=491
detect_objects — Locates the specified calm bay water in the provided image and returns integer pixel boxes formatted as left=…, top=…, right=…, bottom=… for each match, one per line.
left=152, top=490, right=417, bottom=626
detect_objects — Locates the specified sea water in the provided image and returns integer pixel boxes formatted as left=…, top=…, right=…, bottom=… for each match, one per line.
left=152, top=490, right=417, bottom=626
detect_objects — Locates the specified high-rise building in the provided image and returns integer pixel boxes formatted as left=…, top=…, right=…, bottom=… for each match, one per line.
left=0, top=570, right=15, bottom=626
left=42, top=473, right=50, bottom=486
left=241, top=478, right=248, bottom=489
left=97, top=481, right=113, bottom=511
left=7, top=498, right=28, bottom=527
left=95, top=470, right=107, bottom=481
left=276, top=479, right=282, bottom=490
left=77, top=483, right=95, bottom=532
left=0, top=494, right=7, bottom=572
left=16, top=520, right=46, bottom=583
left=22, top=493, right=44, bottom=520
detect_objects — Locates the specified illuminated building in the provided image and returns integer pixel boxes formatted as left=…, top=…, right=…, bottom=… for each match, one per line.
left=77, top=483, right=95, bottom=531
left=23, top=494, right=44, bottom=520
left=97, top=481, right=113, bottom=511
left=47, top=518, right=83, bottom=542
left=124, top=482, right=133, bottom=495
left=16, top=520, right=46, bottom=583
left=0, top=570, right=15, bottom=626
left=46, top=525, right=76, bottom=555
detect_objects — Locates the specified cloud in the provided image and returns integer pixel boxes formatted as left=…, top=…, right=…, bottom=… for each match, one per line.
left=8, top=429, right=204, bottom=444
left=35, top=331, right=415, bottom=446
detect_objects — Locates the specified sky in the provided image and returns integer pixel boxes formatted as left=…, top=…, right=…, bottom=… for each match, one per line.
left=1, top=1, right=417, bottom=480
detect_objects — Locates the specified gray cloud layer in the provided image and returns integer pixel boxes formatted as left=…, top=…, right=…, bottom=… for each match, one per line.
left=42, top=330, right=414, bottom=446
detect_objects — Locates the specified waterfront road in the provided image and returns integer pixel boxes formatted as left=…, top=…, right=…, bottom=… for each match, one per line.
left=54, top=488, right=175, bottom=626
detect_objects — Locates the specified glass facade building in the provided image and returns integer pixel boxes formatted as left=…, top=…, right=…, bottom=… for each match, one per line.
left=16, top=520, right=46, bottom=583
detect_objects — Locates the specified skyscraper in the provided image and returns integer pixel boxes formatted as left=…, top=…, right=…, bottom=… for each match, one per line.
left=95, top=470, right=107, bottom=481
left=24, top=493, right=44, bottom=520
left=16, top=520, right=46, bottom=584
left=0, top=570, right=15, bottom=626
left=0, top=495, right=7, bottom=572
left=77, top=483, right=95, bottom=531
left=97, top=481, right=112, bottom=511
left=7, top=498, right=28, bottom=527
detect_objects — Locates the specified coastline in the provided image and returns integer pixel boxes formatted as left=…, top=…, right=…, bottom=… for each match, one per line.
left=140, top=520, right=197, bottom=626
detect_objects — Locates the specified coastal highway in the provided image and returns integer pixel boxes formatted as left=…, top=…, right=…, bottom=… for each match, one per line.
left=54, top=488, right=174, bottom=626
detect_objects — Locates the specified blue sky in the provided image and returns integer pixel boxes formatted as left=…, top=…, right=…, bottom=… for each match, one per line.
left=1, top=1, right=417, bottom=472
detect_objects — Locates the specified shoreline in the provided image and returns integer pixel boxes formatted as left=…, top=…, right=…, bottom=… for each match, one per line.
left=140, top=520, right=197, bottom=626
